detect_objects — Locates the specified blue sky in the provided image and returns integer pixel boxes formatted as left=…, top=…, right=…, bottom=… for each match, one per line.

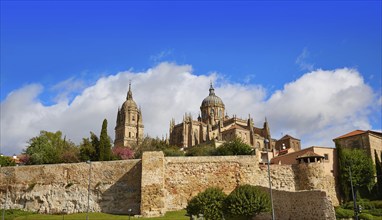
left=1, top=1, right=381, bottom=155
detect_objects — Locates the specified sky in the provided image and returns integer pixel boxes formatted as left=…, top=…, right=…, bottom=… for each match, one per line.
left=1, top=1, right=381, bottom=155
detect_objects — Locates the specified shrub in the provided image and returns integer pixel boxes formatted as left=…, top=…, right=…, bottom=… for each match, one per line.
left=163, top=147, right=185, bottom=157
left=214, top=138, right=252, bottom=156
left=223, top=185, right=270, bottom=219
left=335, top=207, right=354, bottom=218
left=359, top=213, right=375, bottom=220
left=186, top=144, right=216, bottom=156
left=371, top=200, right=382, bottom=209
left=186, top=187, right=227, bottom=220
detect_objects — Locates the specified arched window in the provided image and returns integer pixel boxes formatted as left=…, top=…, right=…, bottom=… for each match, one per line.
left=129, top=132, right=131, bottom=138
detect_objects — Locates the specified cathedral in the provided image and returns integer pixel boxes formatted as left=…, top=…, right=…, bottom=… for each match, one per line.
left=114, top=83, right=144, bottom=147
left=169, top=83, right=278, bottom=152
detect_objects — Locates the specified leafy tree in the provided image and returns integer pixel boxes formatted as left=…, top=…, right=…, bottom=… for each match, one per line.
left=79, top=137, right=96, bottom=161
left=223, top=185, right=270, bottom=219
left=99, top=119, right=112, bottom=161
left=90, top=132, right=100, bottom=160
left=24, top=131, right=79, bottom=164
left=133, top=136, right=175, bottom=158
left=214, top=137, right=252, bottom=156
left=186, top=187, right=227, bottom=220
left=337, top=146, right=375, bottom=202
left=0, top=156, right=16, bottom=166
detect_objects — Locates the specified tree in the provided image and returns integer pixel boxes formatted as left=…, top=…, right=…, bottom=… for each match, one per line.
left=112, top=146, right=135, bottom=160
left=24, top=130, right=79, bottom=164
left=214, top=137, right=252, bottom=156
left=99, top=119, right=112, bottom=161
left=337, top=146, right=375, bottom=202
left=223, top=185, right=270, bottom=219
left=0, top=156, right=16, bottom=167
left=79, top=137, right=95, bottom=161
left=375, top=150, right=382, bottom=199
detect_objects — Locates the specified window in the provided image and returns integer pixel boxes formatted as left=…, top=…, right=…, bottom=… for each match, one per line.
left=129, top=132, right=131, bottom=138
left=132, top=116, right=135, bottom=121
left=324, top=154, right=329, bottom=160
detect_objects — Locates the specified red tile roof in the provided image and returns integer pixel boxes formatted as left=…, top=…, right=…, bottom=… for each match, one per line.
left=333, top=130, right=366, bottom=140
left=296, top=151, right=324, bottom=159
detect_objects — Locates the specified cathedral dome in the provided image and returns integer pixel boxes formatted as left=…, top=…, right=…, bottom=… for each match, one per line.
left=121, top=82, right=138, bottom=111
left=201, top=84, right=225, bottom=107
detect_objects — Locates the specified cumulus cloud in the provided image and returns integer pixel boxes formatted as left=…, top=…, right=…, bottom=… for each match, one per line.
left=0, top=62, right=380, bottom=155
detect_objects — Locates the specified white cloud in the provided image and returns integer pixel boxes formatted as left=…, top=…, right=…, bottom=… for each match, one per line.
left=0, top=62, right=380, bottom=155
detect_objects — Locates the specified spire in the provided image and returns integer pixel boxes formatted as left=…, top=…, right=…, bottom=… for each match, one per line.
left=209, top=81, right=215, bottom=95
left=127, top=80, right=133, bottom=100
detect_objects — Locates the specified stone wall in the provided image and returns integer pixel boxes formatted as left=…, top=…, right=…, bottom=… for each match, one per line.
left=253, top=188, right=336, bottom=220
left=0, top=160, right=141, bottom=215
left=0, top=152, right=338, bottom=217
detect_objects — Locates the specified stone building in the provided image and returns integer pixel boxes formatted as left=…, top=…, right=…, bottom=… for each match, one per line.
left=333, top=130, right=382, bottom=165
left=271, top=146, right=337, bottom=177
left=275, top=134, right=301, bottom=153
left=114, top=83, right=144, bottom=147
left=169, top=83, right=274, bottom=152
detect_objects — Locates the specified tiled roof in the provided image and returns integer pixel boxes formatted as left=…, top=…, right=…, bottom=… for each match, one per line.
left=296, top=151, right=324, bottom=159
left=333, top=130, right=366, bottom=140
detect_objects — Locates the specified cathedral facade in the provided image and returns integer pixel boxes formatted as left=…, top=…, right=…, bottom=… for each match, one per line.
left=114, top=83, right=144, bottom=147
left=169, top=84, right=274, bottom=152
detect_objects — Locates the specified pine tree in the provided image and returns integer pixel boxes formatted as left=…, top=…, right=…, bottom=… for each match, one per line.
left=99, top=119, right=112, bottom=161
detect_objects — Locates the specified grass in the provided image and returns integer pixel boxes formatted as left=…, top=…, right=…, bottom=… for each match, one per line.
left=12, top=210, right=188, bottom=220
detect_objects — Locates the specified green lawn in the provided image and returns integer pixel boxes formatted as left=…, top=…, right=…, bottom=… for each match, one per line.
left=9, top=210, right=188, bottom=220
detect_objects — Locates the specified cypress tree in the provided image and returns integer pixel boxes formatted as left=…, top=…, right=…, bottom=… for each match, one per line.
left=376, top=150, right=382, bottom=199
left=99, top=119, right=112, bottom=161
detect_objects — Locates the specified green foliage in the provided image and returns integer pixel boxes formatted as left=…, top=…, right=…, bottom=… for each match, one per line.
left=24, top=131, right=79, bottom=165
left=214, top=138, right=252, bottom=156
left=337, top=146, right=375, bottom=202
left=186, top=142, right=216, bottom=156
left=359, top=213, right=375, bottom=220
left=223, top=185, right=270, bottom=219
left=163, top=146, right=184, bottom=157
left=0, top=209, right=35, bottom=220
left=99, top=119, right=112, bottom=161
left=186, top=187, right=227, bottom=220
left=79, top=137, right=96, bottom=161
left=0, top=156, right=16, bottom=166
left=376, top=150, right=382, bottom=199
left=133, top=136, right=176, bottom=158
left=335, top=207, right=354, bottom=218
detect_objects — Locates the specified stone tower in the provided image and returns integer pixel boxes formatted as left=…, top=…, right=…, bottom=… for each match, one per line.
left=200, top=83, right=225, bottom=125
left=114, top=82, right=144, bottom=147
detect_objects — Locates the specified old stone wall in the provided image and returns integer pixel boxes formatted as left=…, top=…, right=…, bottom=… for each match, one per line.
left=0, top=160, right=141, bottom=215
left=1, top=152, right=338, bottom=217
left=164, top=156, right=298, bottom=211
left=253, top=188, right=336, bottom=220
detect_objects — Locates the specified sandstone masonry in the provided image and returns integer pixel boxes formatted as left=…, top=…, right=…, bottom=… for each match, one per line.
left=0, top=152, right=337, bottom=219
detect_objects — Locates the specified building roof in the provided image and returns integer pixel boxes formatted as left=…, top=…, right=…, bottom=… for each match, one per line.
left=333, top=130, right=382, bottom=140
left=279, top=134, right=300, bottom=141
left=223, top=124, right=248, bottom=132
left=296, top=151, right=324, bottom=159
left=201, top=83, right=225, bottom=107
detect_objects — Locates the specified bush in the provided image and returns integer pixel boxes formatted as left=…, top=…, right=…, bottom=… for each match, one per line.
left=371, top=200, right=382, bottom=209
left=366, top=209, right=382, bottom=216
left=186, top=144, right=216, bottom=156
left=359, top=213, right=375, bottom=220
left=223, top=185, right=270, bottom=219
left=335, top=207, right=354, bottom=218
left=163, top=147, right=185, bottom=157
left=214, top=138, right=252, bottom=156
left=186, top=187, right=227, bottom=220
